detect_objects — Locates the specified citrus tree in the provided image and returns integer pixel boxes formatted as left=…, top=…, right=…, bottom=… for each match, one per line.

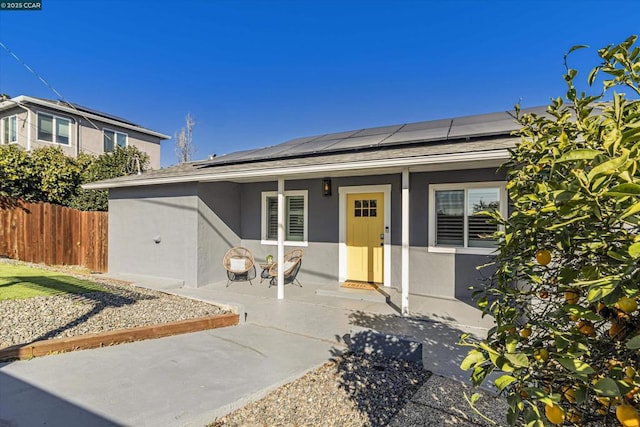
left=460, top=35, right=640, bottom=426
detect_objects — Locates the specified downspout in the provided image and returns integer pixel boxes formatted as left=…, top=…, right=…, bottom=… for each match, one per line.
left=76, top=117, right=81, bottom=156
left=26, top=108, right=31, bottom=151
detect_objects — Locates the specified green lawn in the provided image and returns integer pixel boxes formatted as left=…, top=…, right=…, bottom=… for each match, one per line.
left=0, top=264, right=107, bottom=300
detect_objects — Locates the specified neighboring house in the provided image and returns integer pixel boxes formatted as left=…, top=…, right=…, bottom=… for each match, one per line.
left=0, top=95, right=170, bottom=169
left=85, top=107, right=545, bottom=330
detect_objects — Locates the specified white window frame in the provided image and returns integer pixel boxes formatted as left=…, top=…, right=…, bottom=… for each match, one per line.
left=428, top=181, right=507, bottom=255
left=261, top=190, right=308, bottom=247
left=1, top=115, right=18, bottom=144
left=36, top=112, right=71, bottom=145
left=103, top=128, right=128, bottom=152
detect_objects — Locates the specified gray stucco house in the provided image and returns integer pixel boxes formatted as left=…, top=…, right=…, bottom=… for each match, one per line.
left=0, top=95, right=170, bottom=169
left=85, top=107, right=544, bottom=330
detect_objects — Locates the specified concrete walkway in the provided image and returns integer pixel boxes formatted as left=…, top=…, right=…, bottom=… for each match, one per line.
left=0, top=277, right=488, bottom=427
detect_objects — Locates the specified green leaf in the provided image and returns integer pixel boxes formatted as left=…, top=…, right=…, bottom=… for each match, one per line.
left=607, top=183, right=640, bottom=196
left=556, top=357, right=595, bottom=375
left=626, top=334, right=640, bottom=349
left=546, top=214, right=589, bottom=230
left=504, top=352, right=529, bottom=368
left=557, top=149, right=601, bottom=162
left=568, top=44, right=589, bottom=54
left=494, top=374, right=517, bottom=391
left=620, top=202, right=640, bottom=220
left=506, top=334, right=519, bottom=354
left=587, top=284, right=616, bottom=302
left=593, top=378, right=621, bottom=397
left=461, top=350, right=486, bottom=371
left=629, top=242, right=640, bottom=259
left=587, top=152, right=629, bottom=182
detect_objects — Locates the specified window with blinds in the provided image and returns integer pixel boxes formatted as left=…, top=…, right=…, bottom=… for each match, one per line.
left=37, top=113, right=70, bottom=145
left=467, top=188, right=499, bottom=248
left=263, top=191, right=307, bottom=243
left=433, top=185, right=501, bottom=249
left=37, top=114, right=53, bottom=142
left=435, top=190, right=464, bottom=246
left=286, top=195, right=305, bottom=241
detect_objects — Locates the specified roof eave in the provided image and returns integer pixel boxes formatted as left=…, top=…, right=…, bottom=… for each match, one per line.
left=82, top=148, right=510, bottom=190
left=5, top=96, right=170, bottom=140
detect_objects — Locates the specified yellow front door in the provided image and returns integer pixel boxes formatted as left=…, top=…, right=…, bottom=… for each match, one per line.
left=346, top=192, right=384, bottom=283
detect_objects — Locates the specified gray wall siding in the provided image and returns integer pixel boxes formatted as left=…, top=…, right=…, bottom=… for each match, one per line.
left=108, top=184, right=199, bottom=285
left=407, top=168, right=505, bottom=299
left=240, top=179, right=340, bottom=242
left=454, top=253, right=494, bottom=303
left=196, top=182, right=242, bottom=286
left=107, top=168, right=503, bottom=305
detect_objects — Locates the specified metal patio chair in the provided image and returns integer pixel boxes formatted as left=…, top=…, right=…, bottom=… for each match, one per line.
left=268, top=249, right=303, bottom=288
left=222, top=247, right=256, bottom=286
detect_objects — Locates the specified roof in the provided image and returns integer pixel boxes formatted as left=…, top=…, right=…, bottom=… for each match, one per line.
left=84, top=106, right=546, bottom=190
left=0, top=95, right=170, bottom=139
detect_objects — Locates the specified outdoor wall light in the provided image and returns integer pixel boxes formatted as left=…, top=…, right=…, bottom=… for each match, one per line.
left=322, top=178, right=332, bottom=196
left=153, top=235, right=161, bottom=244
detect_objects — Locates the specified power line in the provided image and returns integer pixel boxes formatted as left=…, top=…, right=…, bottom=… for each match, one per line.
left=0, top=40, right=105, bottom=135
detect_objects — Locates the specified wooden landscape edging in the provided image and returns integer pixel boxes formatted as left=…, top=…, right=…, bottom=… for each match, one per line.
left=0, top=312, right=239, bottom=362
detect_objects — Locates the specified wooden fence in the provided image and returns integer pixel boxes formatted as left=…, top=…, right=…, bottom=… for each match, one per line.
left=0, top=201, right=108, bottom=272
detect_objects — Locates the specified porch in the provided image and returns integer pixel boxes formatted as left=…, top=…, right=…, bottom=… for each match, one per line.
left=105, top=272, right=493, bottom=337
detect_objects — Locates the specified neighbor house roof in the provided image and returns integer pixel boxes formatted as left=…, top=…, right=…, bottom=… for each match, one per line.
left=0, top=95, right=170, bottom=140
left=84, top=106, right=547, bottom=190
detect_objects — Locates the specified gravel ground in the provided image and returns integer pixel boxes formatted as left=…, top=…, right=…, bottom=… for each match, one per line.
left=0, top=259, right=229, bottom=348
left=210, top=352, right=509, bottom=427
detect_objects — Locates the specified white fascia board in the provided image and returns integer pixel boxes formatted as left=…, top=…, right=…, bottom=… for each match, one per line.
left=12, top=96, right=170, bottom=140
left=83, top=149, right=510, bottom=190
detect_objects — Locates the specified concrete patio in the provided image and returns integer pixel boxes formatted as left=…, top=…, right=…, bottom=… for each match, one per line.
left=0, top=275, right=493, bottom=427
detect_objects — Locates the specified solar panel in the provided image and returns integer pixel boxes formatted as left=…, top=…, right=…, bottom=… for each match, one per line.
left=198, top=107, right=544, bottom=168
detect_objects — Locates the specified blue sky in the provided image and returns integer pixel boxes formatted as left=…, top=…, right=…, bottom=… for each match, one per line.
left=0, top=0, right=637, bottom=167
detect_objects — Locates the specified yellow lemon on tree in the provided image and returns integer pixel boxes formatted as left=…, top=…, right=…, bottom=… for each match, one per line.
left=536, top=249, right=552, bottom=266
left=616, top=404, right=640, bottom=427
left=562, top=386, right=576, bottom=403
left=618, top=296, right=638, bottom=314
left=545, top=403, right=565, bottom=425
left=534, top=348, right=549, bottom=362
left=564, top=289, right=580, bottom=304
left=520, top=327, right=532, bottom=338
left=610, top=320, right=625, bottom=339
left=577, top=320, right=596, bottom=337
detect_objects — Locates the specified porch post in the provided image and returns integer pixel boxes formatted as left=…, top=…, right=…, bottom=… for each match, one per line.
left=277, top=177, right=285, bottom=299
left=401, top=169, right=410, bottom=315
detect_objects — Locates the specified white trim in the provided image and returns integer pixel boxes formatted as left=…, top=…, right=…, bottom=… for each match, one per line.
left=36, top=111, right=72, bottom=146
left=428, top=181, right=507, bottom=255
left=338, top=184, right=392, bottom=288
left=261, top=189, right=309, bottom=246
left=102, top=128, right=129, bottom=152
left=401, top=169, right=410, bottom=315
left=83, top=149, right=510, bottom=189
left=277, top=179, right=285, bottom=300
left=2, top=96, right=170, bottom=139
